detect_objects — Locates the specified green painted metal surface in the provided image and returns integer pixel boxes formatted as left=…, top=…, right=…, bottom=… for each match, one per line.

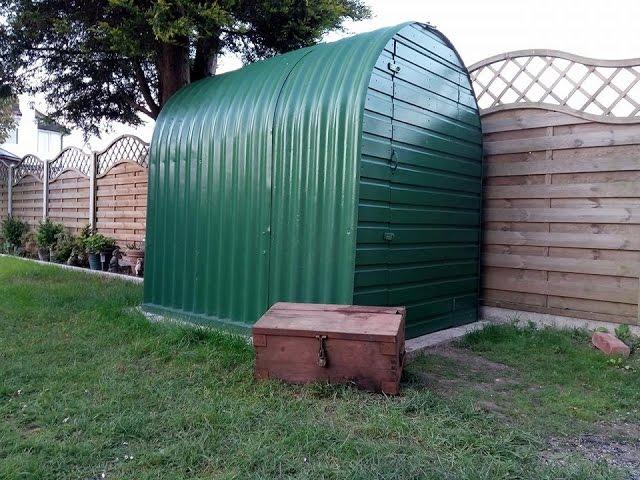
left=354, top=25, right=483, bottom=337
left=144, top=22, right=482, bottom=338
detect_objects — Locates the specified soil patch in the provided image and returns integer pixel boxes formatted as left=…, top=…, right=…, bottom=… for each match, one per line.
left=542, top=422, right=640, bottom=479
left=410, top=344, right=519, bottom=408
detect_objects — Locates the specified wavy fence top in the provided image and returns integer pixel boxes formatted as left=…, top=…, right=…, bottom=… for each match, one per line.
left=13, top=155, right=44, bottom=184
left=468, top=50, right=640, bottom=123
left=8, top=135, right=149, bottom=185
left=48, top=147, right=92, bottom=180
left=96, top=135, right=149, bottom=176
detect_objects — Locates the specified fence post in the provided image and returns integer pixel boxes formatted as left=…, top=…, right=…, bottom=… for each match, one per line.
left=89, top=152, right=97, bottom=231
left=7, top=166, right=12, bottom=217
left=42, top=160, right=49, bottom=220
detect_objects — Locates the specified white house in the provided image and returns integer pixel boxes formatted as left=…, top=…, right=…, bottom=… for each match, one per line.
left=1, top=95, right=156, bottom=165
left=1, top=96, right=69, bottom=163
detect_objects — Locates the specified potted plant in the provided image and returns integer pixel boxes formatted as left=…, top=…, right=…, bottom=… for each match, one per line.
left=36, top=220, right=64, bottom=261
left=23, top=232, right=38, bottom=258
left=75, top=225, right=93, bottom=267
left=51, top=231, right=76, bottom=264
left=84, top=233, right=117, bottom=271
left=124, top=241, right=145, bottom=276
left=1, top=216, right=29, bottom=255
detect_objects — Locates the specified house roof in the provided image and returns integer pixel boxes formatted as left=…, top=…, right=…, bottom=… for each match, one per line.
left=0, top=147, right=20, bottom=166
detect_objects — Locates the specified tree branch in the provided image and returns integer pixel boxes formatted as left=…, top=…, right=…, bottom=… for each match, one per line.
left=25, top=46, right=123, bottom=57
left=133, top=61, right=160, bottom=118
left=134, top=103, right=153, bottom=117
left=220, top=27, right=252, bottom=36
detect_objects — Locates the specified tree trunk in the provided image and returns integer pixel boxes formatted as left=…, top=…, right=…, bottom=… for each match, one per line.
left=192, top=37, right=220, bottom=82
left=158, top=39, right=190, bottom=108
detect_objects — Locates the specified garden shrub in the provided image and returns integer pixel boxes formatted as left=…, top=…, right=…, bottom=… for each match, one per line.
left=83, top=233, right=116, bottom=254
left=1, top=216, right=29, bottom=248
left=36, top=220, right=65, bottom=249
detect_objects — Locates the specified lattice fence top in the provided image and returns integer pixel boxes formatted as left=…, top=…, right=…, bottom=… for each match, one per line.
left=13, top=155, right=44, bottom=184
left=468, top=50, right=640, bottom=122
left=49, top=147, right=92, bottom=180
left=96, top=135, right=149, bottom=176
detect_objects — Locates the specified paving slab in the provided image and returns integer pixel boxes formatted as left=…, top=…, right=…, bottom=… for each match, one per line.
left=482, top=306, right=640, bottom=336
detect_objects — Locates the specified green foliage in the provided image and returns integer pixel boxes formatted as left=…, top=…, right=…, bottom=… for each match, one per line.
left=83, top=233, right=117, bottom=254
left=0, top=94, right=18, bottom=143
left=615, top=324, right=632, bottom=344
left=52, top=231, right=76, bottom=262
left=78, top=224, right=92, bottom=242
left=0, top=0, right=371, bottom=134
left=22, top=231, right=38, bottom=258
left=1, top=216, right=29, bottom=248
left=35, top=219, right=65, bottom=249
left=605, top=356, right=625, bottom=369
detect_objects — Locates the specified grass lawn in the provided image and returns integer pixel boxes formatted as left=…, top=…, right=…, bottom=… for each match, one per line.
left=1, top=256, right=639, bottom=480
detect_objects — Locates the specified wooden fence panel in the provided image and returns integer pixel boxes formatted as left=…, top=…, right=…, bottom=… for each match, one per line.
left=12, top=176, right=43, bottom=228
left=48, top=170, right=90, bottom=233
left=472, top=50, right=640, bottom=325
left=2, top=136, right=149, bottom=246
left=95, top=162, right=147, bottom=244
left=0, top=162, right=7, bottom=223
left=481, top=108, right=640, bottom=325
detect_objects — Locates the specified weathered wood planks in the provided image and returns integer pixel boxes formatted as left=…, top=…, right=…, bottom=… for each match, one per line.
left=95, top=162, right=147, bottom=244
left=481, top=108, right=640, bottom=325
left=11, top=176, right=43, bottom=227
left=47, top=170, right=89, bottom=234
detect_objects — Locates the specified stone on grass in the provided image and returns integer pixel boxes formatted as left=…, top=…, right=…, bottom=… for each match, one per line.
left=592, top=332, right=631, bottom=358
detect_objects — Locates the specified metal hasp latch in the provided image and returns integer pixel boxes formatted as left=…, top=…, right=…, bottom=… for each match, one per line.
left=383, top=232, right=395, bottom=242
left=390, top=149, right=398, bottom=173
left=316, top=335, right=328, bottom=368
left=388, top=62, right=401, bottom=73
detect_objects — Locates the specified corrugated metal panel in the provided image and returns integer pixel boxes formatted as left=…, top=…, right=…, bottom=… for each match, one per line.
left=354, top=24, right=483, bottom=338
left=267, top=27, right=402, bottom=306
left=144, top=48, right=312, bottom=328
left=144, top=24, right=410, bottom=330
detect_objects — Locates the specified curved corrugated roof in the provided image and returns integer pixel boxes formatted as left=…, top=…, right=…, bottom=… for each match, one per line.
left=144, top=22, right=473, bottom=330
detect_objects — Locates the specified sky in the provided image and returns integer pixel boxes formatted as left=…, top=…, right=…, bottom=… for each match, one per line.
left=63, top=0, right=640, bottom=151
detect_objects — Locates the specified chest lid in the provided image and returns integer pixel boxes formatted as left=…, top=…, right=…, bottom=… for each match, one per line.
left=253, top=302, right=405, bottom=342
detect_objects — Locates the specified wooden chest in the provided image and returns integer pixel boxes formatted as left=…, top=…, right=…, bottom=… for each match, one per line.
left=253, top=303, right=405, bottom=394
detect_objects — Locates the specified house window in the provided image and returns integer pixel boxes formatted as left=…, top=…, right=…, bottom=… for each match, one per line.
left=37, top=130, right=63, bottom=156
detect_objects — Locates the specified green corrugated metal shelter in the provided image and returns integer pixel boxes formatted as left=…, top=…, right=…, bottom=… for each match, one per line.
left=143, top=22, right=483, bottom=338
